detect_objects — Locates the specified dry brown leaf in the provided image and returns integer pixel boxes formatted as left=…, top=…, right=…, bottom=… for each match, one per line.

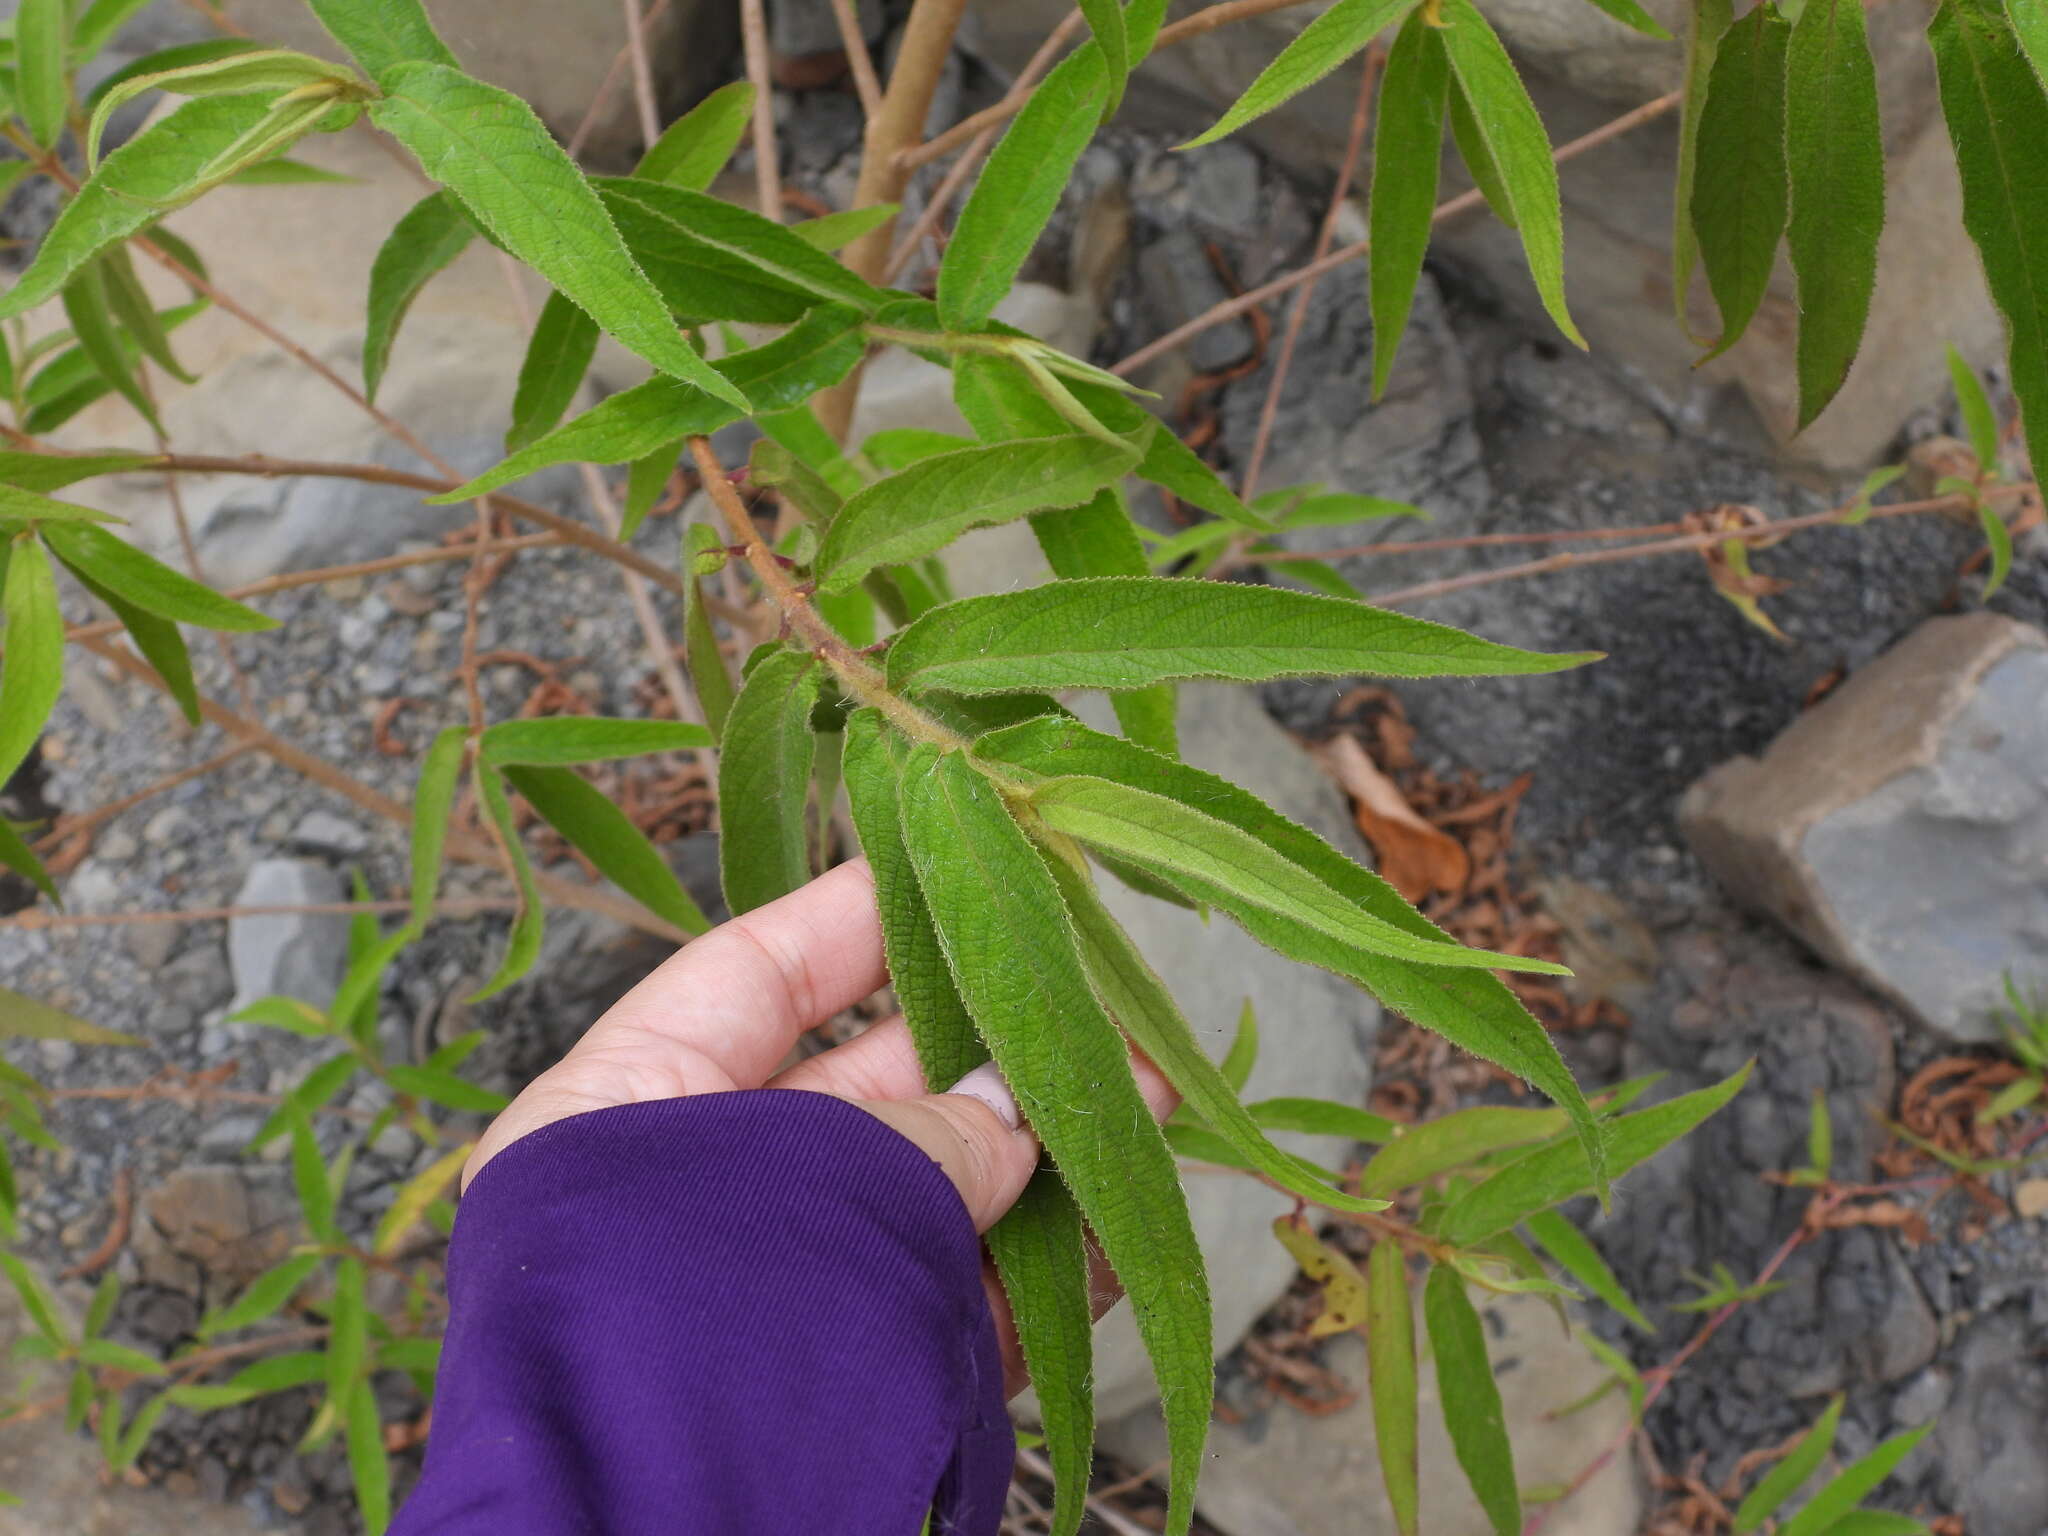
left=1315, top=734, right=1469, bottom=901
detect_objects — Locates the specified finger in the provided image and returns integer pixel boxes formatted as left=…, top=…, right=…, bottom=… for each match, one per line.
left=567, top=859, right=887, bottom=1089
left=856, top=1070, right=1039, bottom=1232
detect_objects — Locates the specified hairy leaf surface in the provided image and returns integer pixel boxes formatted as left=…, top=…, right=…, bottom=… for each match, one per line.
left=480, top=717, right=710, bottom=767
left=0, top=538, right=63, bottom=790
left=42, top=522, right=274, bottom=631
left=637, top=80, right=755, bottom=189
left=1690, top=4, right=1790, bottom=359
left=718, top=647, right=821, bottom=916
left=1183, top=0, right=1416, bottom=148
left=1425, top=1265, right=1520, bottom=1536
left=1367, top=1241, right=1420, bottom=1536
left=304, top=0, right=457, bottom=78
left=1371, top=13, right=1451, bottom=398
left=503, top=764, right=710, bottom=935
left=1673, top=0, right=1735, bottom=334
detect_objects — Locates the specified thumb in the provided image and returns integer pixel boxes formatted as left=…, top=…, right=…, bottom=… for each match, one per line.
left=854, top=1063, right=1038, bottom=1233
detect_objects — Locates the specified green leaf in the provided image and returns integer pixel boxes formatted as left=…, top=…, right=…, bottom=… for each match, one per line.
left=83, top=38, right=265, bottom=109
left=505, top=293, right=600, bottom=454
left=0, top=451, right=151, bottom=494
left=1674, top=0, right=1736, bottom=334
left=1778, top=1424, right=1933, bottom=1536
left=939, top=46, right=1109, bottom=330
left=1449, top=85, right=1518, bottom=232
left=0, top=1254, right=66, bottom=1347
left=481, top=716, right=710, bottom=767
left=324, top=1255, right=368, bottom=1419
left=973, top=716, right=1607, bottom=1193
left=718, top=647, right=821, bottom=916
left=1079, top=0, right=1131, bottom=118
left=1063, top=378, right=1265, bottom=529
left=42, top=522, right=274, bottom=631
left=0, top=820, right=58, bottom=907
left=1046, top=852, right=1390, bottom=1210
left=108, top=1392, right=167, bottom=1472
left=73, top=0, right=160, bottom=63
left=85, top=48, right=356, bottom=171
left=1784, top=0, right=1885, bottom=427
left=370, top=64, right=748, bottom=411
left=896, top=747, right=1210, bottom=1535
left=1690, top=3, right=1791, bottom=360
left=1734, top=1395, right=1843, bottom=1531
left=1933, top=0, right=2048, bottom=485
left=791, top=204, right=897, bottom=252
left=0, top=986, right=142, bottom=1046
left=712, top=303, right=869, bottom=411
left=888, top=577, right=1598, bottom=696
left=621, top=441, right=680, bottom=540
left=682, top=524, right=737, bottom=740
left=1367, top=1241, right=1421, bottom=1536
left=816, top=435, right=1137, bottom=593
left=76, top=1338, right=161, bottom=1375
left=363, top=192, right=474, bottom=403
left=469, top=764, right=543, bottom=1002
left=1182, top=0, right=1416, bottom=148
left=1221, top=999, right=1260, bottom=1092
left=1425, top=1264, right=1520, bottom=1536
left=1523, top=1208, right=1651, bottom=1330
left=1948, top=342, right=2002, bottom=470
left=502, top=764, right=711, bottom=936
left=17, top=0, right=69, bottom=148
left=1438, top=0, right=1584, bottom=347
left=250, top=1053, right=361, bottom=1152
left=1580, top=0, right=1674, bottom=39
left=2013, top=0, right=2048, bottom=83
left=345, top=1384, right=392, bottom=1535
left=286, top=1100, right=338, bottom=1243
left=637, top=79, right=754, bottom=188
left=985, top=1169, right=1095, bottom=1536
left=0, top=536, right=64, bottom=790
left=0, top=97, right=315, bottom=322
left=1249, top=1096, right=1402, bottom=1144
left=101, top=246, right=194, bottom=384
left=1362, top=1103, right=1565, bottom=1195
left=1371, top=13, right=1451, bottom=399
left=302, top=0, right=457, bottom=79
left=386, top=1064, right=508, bottom=1114
left=1818, top=1516, right=1930, bottom=1536
left=227, top=997, right=330, bottom=1039
left=1028, top=775, right=1566, bottom=976
left=449, top=376, right=740, bottom=501
left=1440, top=1063, right=1753, bottom=1244
left=596, top=176, right=887, bottom=324
left=20, top=300, right=207, bottom=434
left=62, top=263, right=160, bottom=431
left=406, top=726, right=467, bottom=933
left=1978, top=493, right=2017, bottom=598
left=229, top=157, right=358, bottom=186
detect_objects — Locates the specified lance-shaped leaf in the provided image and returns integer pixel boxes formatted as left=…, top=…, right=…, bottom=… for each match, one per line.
left=887, top=577, right=1598, bottom=696
left=682, top=524, right=737, bottom=739
left=0, top=537, right=64, bottom=790
left=1948, top=342, right=2002, bottom=468
left=0, top=820, right=58, bottom=906
left=1674, top=0, right=1736, bottom=333
left=41, top=523, right=274, bottom=631
left=386, top=1064, right=507, bottom=1114
left=1784, top=0, right=1884, bottom=427
left=303, top=0, right=458, bottom=79
left=363, top=191, right=474, bottom=402
left=1932, top=0, right=2048, bottom=479
left=638, top=79, right=754, bottom=189
left=101, top=246, right=193, bottom=384
left=0, top=97, right=291, bottom=322
left=985, top=1168, right=1095, bottom=1536
left=622, top=441, right=680, bottom=539
left=55, top=557, right=201, bottom=726
left=62, top=263, right=159, bottom=431
left=1449, top=86, right=1518, bottom=231
left=371, top=64, right=748, bottom=411
left=502, top=764, right=710, bottom=936
left=1372, top=13, right=1451, bottom=398
left=1438, top=0, right=1584, bottom=347
left=480, top=716, right=710, bottom=768
left=0, top=451, right=152, bottom=494
left=816, top=435, right=1137, bottom=592
left=1367, top=1241, right=1421, bottom=1536
left=506, top=294, right=600, bottom=454
left=1182, top=0, right=1417, bottom=148
left=1522, top=1207, right=1650, bottom=1331
left=1029, top=775, right=1567, bottom=977
left=1776, top=1424, right=1933, bottom=1536
left=74, top=0, right=164, bottom=64
left=470, top=763, right=543, bottom=1002
left=1251, top=1097, right=1402, bottom=1144
left=718, top=647, right=821, bottom=916
left=713, top=303, right=869, bottom=411
left=0, top=987, right=141, bottom=1045
left=1045, top=851, right=1390, bottom=1211
left=1360, top=1104, right=1565, bottom=1196
left=199, top=1252, right=323, bottom=1338
left=409, top=726, right=467, bottom=931
left=21, top=299, right=206, bottom=435
left=1733, top=1395, right=1843, bottom=1531
left=792, top=204, right=897, bottom=252
left=85, top=38, right=266, bottom=108
left=973, top=716, right=1608, bottom=1190
left=85, top=47, right=356, bottom=170
left=939, top=45, right=1109, bottom=330
left=1079, top=0, right=1131, bottom=119
left=1061, top=377, right=1264, bottom=529
left=1691, top=4, right=1790, bottom=360
left=597, top=176, right=887, bottom=324
left=346, top=1384, right=392, bottom=1535
left=897, top=747, right=1210, bottom=1535
left=1439, top=1062, right=1753, bottom=1245
left=445, top=377, right=740, bottom=501
left=1582, top=0, right=1674, bottom=37
left=2013, top=0, right=2048, bottom=83
left=1425, top=1265, right=1520, bottom=1536
left=17, top=0, right=69, bottom=149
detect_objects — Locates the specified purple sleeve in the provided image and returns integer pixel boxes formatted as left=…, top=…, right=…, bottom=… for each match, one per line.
left=390, top=1090, right=1014, bottom=1536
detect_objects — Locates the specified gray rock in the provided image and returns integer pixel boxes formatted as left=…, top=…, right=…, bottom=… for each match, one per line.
left=289, top=810, right=369, bottom=857
left=1682, top=614, right=2048, bottom=1042
left=1930, top=1307, right=2048, bottom=1536
left=1103, top=1297, right=1641, bottom=1536
left=141, top=803, right=195, bottom=847
left=1137, top=230, right=1255, bottom=375
left=227, top=859, right=350, bottom=1015
left=131, top=1165, right=300, bottom=1308
left=1181, top=141, right=1263, bottom=239
left=770, top=0, right=880, bottom=58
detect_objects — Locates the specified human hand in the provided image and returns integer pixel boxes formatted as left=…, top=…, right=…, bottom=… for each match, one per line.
left=466, top=858, right=1178, bottom=1394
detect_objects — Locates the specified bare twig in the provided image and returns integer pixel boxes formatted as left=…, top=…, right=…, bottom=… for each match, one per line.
left=578, top=462, right=701, bottom=728
left=1114, top=90, right=1684, bottom=378
left=621, top=0, right=663, bottom=150
left=740, top=0, right=783, bottom=223
left=568, top=0, right=676, bottom=159
left=32, top=744, right=254, bottom=859
left=831, top=0, right=885, bottom=119
left=1241, top=45, right=1382, bottom=502
left=1013, top=1448, right=1155, bottom=1536
left=58, top=1168, right=133, bottom=1280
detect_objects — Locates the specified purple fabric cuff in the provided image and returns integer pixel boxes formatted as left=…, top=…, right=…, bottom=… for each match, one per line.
left=391, top=1090, right=1013, bottom=1535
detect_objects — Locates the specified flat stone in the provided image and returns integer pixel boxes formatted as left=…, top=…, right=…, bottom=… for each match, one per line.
left=227, top=859, right=350, bottom=1015
left=1137, top=230, right=1255, bottom=375
left=130, top=1165, right=298, bottom=1310
left=1181, top=141, right=1263, bottom=238
left=1930, top=1306, right=2048, bottom=1536
left=288, top=811, right=368, bottom=857
left=1102, top=1295, right=1641, bottom=1536
left=1681, top=614, right=2048, bottom=1042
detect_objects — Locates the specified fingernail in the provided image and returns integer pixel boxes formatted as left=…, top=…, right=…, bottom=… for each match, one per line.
left=946, top=1061, right=1023, bottom=1133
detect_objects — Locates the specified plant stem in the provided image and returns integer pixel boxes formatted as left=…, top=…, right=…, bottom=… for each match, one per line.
left=831, top=0, right=885, bottom=119
left=739, top=0, right=783, bottom=224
